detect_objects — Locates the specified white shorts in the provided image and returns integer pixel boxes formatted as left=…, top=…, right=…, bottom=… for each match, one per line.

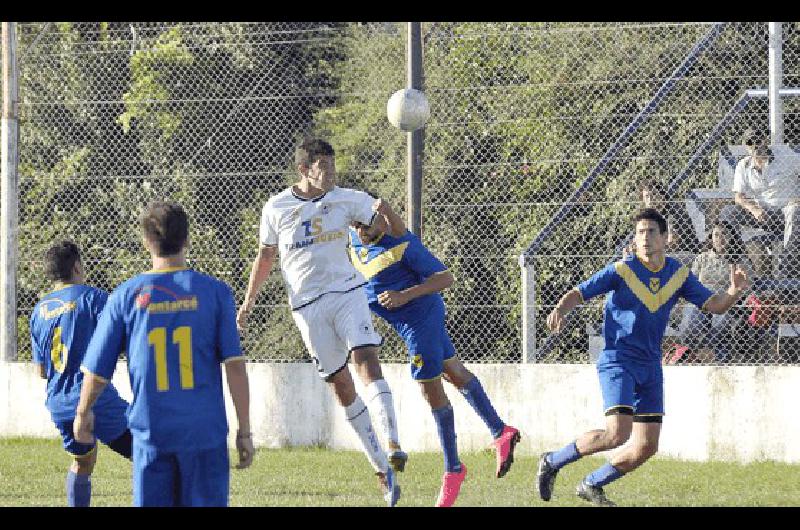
left=291, top=287, right=383, bottom=381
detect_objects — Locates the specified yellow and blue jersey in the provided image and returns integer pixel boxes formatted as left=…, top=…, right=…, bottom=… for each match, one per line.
left=578, top=255, right=714, bottom=363
left=30, top=284, right=126, bottom=422
left=81, top=268, right=244, bottom=453
left=349, top=229, right=448, bottom=323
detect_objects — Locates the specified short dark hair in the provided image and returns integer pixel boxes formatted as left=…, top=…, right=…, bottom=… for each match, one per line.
left=44, top=240, right=81, bottom=282
left=140, top=201, right=189, bottom=257
left=294, top=137, right=335, bottom=168
left=632, top=208, right=668, bottom=235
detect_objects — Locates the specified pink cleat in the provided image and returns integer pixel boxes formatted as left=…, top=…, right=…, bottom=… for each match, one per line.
left=494, top=425, right=521, bottom=478
left=435, top=464, right=467, bottom=507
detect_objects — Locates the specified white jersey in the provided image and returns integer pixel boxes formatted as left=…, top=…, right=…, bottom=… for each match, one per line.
left=259, top=186, right=376, bottom=310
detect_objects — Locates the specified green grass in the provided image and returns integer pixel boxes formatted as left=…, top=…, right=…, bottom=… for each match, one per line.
left=1, top=437, right=799, bottom=506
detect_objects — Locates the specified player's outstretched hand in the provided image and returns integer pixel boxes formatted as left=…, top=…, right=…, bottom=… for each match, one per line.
left=730, top=264, right=750, bottom=294
left=378, top=290, right=411, bottom=309
left=546, top=307, right=566, bottom=334
left=73, top=410, right=95, bottom=445
left=235, top=431, right=254, bottom=470
left=236, top=304, right=251, bottom=334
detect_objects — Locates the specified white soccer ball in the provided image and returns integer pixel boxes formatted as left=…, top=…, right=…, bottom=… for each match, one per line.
left=386, top=88, right=430, bottom=132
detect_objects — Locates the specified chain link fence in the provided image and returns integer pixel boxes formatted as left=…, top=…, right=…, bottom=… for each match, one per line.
left=4, top=22, right=800, bottom=365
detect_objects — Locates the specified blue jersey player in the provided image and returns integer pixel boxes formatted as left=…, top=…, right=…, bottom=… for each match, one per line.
left=536, top=208, right=749, bottom=506
left=30, top=241, right=132, bottom=507
left=73, top=201, right=253, bottom=507
left=350, top=202, right=520, bottom=507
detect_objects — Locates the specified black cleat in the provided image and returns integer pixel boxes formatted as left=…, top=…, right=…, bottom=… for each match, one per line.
left=576, top=480, right=616, bottom=507
left=536, top=452, right=559, bottom=501
left=389, top=450, right=408, bottom=472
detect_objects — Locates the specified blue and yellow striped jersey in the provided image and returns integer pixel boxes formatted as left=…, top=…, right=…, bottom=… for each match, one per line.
left=349, top=229, right=447, bottom=323
left=30, top=284, right=125, bottom=422
left=81, top=267, right=243, bottom=452
left=578, top=255, right=714, bottom=362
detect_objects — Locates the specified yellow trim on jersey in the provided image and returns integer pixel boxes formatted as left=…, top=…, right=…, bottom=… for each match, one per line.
left=48, top=283, right=76, bottom=295
left=614, top=262, right=688, bottom=313
left=636, top=256, right=665, bottom=273
left=79, top=365, right=110, bottom=384
left=223, top=355, right=247, bottom=364
left=349, top=241, right=410, bottom=280
left=144, top=266, right=189, bottom=274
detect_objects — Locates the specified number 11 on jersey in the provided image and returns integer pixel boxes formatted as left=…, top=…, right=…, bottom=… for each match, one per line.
left=148, top=326, right=194, bottom=391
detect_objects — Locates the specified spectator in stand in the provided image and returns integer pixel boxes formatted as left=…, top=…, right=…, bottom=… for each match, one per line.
left=678, top=221, right=753, bottom=363
left=721, top=130, right=800, bottom=279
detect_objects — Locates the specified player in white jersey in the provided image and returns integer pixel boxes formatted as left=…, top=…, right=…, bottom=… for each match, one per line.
left=237, top=138, right=405, bottom=506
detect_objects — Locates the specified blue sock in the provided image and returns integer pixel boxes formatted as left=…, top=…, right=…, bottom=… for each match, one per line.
left=546, top=441, right=582, bottom=470
left=431, top=405, right=461, bottom=473
left=585, top=463, right=624, bottom=488
left=66, top=471, right=91, bottom=507
left=459, top=377, right=505, bottom=439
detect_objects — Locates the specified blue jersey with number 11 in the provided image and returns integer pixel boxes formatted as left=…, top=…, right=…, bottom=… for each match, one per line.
left=81, top=267, right=244, bottom=453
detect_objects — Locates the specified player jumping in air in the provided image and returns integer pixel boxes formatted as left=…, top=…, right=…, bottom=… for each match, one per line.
left=237, top=138, right=404, bottom=507
left=536, top=208, right=748, bottom=506
left=74, top=201, right=253, bottom=507
left=349, top=204, right=521, bottom=507
left=30, top=241, right=133, bottom=507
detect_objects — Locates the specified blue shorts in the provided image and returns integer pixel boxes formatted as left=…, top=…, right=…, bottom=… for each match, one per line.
left=132, top=440, right=229, bottom=507
left=597, top=351, right=664, bottom=418
left=390, top=300, right=456, bottom=381
left=54, top=393, right=129, bottom=457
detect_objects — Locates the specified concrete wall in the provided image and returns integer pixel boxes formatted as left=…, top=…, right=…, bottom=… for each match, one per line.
left=2, top=362, right=799, bottom=463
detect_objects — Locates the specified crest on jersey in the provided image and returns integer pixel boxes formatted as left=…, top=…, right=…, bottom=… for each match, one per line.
left=321, top=203, right=331, bottom=215
left=649, top=277, right=660, bottom=293
left=411, top=355, right=424, bottom=368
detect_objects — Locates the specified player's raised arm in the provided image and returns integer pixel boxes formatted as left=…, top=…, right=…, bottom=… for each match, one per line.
left=546, top=288, right=584, bottom=334
left=238, top=244, right=278, bottom=332
left=372, top=198, right=407, bottom=237
left=702, top=264, right=749, bottom=314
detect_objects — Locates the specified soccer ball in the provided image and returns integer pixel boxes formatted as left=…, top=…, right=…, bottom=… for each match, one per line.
left=386, top=88, right=430, bottom=132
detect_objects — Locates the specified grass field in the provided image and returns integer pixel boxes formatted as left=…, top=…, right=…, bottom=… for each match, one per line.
left=1, top=437, right=799, bottom=507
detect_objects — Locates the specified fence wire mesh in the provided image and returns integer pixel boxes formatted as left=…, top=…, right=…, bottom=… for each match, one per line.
left=4, top=22, right=800, bottom=365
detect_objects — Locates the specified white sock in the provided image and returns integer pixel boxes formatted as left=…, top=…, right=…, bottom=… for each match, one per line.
left=345, top=395, right=389, bottom=474
left=365, top=379, right=400, bottom=448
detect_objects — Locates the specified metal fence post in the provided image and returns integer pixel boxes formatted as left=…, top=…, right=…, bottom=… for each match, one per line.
left=520, top=255, right=536, bottom=363
left=1, top=22, right=19, bottom=363
left=769, top=22, right=784, bottom=145
left=407, top=22, right=423, bottom=237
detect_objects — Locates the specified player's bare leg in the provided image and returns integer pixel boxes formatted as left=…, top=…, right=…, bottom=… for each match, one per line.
left=328, top=365, right=399, bottom=506
left=609, top=421, right=660, bottom=472
left=572, top=419, right=659, bottom=507
left=537, top=412, right=632, bottom=502
left=442, top=357, right=521, bottom=478
left=351, top=347, right=405, bottom=471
